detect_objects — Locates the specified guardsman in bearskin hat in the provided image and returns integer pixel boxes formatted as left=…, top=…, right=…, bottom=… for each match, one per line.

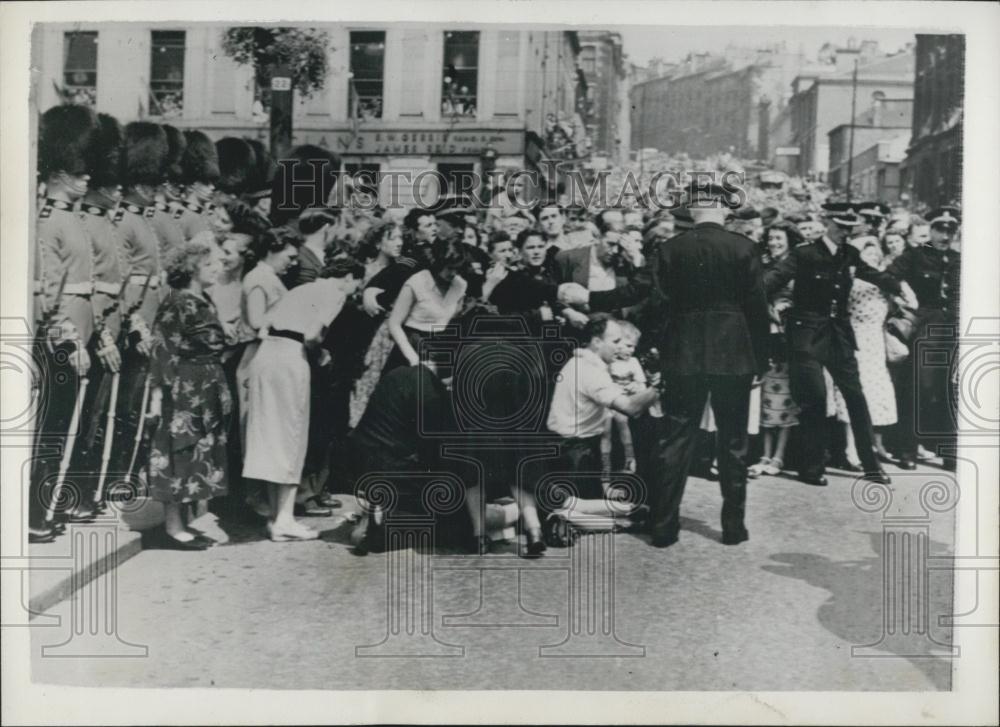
left=146, top=124, right=188, bottom=254
left=31, top=103, right=98, bottom=541
left=110, top=121, right=168, bottom=488
left=215, top=135, right=259, bottom=237
left=886, top=206, right=962, bottom=471
left=73, top=112, right=128, bottom=516
left=175, top=129, right=227, bottom=238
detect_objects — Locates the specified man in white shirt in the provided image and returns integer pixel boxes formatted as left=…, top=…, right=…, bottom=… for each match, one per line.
left=547, top=314, right=659, bottom=486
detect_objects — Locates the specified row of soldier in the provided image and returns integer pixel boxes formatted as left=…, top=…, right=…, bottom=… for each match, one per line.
left=30, top=104, right=270, bottom=542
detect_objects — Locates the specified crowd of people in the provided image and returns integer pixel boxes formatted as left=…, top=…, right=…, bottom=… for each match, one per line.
left=29, top=102, right=962, bottom=558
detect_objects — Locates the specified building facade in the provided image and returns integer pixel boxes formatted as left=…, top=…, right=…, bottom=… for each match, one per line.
left=34, top=22, right=583, bottom=203
left=577, top=31, right=627, bottom=164
left=788, top=49, right=914, bottom=178
left=826, top=98, right=912, bottom=194
left=900, top=34, right=964, bottom=209
left=842, top=135, right=909, bottom=203
left=629, top=44, right=827, bottom=162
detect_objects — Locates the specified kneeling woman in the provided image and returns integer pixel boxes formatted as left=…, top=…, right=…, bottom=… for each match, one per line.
left=147, top=233, right=232, bottom=550
left=242, top=258, right=364, bottom=541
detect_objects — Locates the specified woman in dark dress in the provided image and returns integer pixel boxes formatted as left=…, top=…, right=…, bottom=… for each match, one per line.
left=146, top=232, right=233, bottom=550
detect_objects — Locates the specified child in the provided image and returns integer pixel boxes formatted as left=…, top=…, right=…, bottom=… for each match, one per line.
left=602, top=321, right=646, bottom=487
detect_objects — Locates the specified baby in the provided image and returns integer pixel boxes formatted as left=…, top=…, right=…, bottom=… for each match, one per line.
left=602, top=321, right=646, bottom=487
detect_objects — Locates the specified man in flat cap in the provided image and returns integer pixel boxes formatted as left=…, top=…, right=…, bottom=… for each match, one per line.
left=31, top=103, right=99, bottom=540
left=765, top=205, right=917, bottom=487
left=646, top=181, right=770, bottom=548
left=885, top=206, right=961, bottom=470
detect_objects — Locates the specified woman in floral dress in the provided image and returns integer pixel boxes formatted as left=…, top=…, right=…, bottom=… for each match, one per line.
left=146, top=233, right=232, bottom=550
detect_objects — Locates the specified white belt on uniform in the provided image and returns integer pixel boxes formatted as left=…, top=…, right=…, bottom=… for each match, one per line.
left=93, top=281, right=122, bottom=296
left=63, top=282, right=94, bottom=296
left=127, top=273, right=161, bottom=289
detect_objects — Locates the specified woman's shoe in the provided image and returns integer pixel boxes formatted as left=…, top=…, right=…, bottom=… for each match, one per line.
left=748, top=456, right=771, bottom=478
left=315, top=493, right=343, bottom=509
left=877, top=451, right=897, bottom=466
left=763, top=457, right=783, bottom=476
left=267, top=522, right=319, bottom=542
left=153, top=531, right=210, bottom=551
left=916, top=445, right=934, bottom=462
left=187, top=532, right=217, bottom=547
left=523, top=528, right=547, bottom=558
left=295, top=498, right=333, bottom=517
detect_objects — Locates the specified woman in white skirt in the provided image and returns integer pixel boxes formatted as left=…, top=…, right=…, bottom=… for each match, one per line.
left=242, top=258, right=363, bottom=541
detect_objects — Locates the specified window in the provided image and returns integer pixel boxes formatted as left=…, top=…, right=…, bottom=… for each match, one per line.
left=149, top=31, right=186, bottom=118
left=349, top=31, right=385, bottom=120
left=63, top=31, right=98, bottom=106
left=580, top=48, right=596, bottom=75
left=442, top=31, right=479, bottom=117
left=436, top=163, right=476, bottom=196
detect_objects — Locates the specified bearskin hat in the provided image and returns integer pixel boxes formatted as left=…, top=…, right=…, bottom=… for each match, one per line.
left=269, top=144, right=340, bottom=226
left=180, top=130, right=221, bottom=186
left=161, top=124, right=187, bottom=184
left=38, top=104, right=98, bottom=178
left=244, top=138, right=276, bottom=195
left=86, top=113, right=124, bottom=189
left=216, top=137, right=256, bottom=195
left=122, top=122, right=168, bottom=187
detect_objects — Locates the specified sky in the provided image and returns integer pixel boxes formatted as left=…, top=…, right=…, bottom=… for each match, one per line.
left=618, top=26, right=921, bottom=67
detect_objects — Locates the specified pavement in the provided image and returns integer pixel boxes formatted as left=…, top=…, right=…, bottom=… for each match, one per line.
left=30, top=463, right=957, bottom=691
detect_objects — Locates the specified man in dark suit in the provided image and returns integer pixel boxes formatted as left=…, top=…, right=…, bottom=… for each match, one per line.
left=648, top=182, right=771, bottom=548
left=765, top=207, right=917, bottom=487
left=554, top=209, right=653, bottom=324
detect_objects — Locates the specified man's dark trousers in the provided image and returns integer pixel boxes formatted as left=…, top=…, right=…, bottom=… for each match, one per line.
left=651, top=374, right=753, bottom=541
left=789, top=319, right=881, bottom=479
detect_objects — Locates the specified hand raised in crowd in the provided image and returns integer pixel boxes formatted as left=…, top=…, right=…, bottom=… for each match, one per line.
left=560, top=307, right=590, bottom=329
left=557, top=282, right=589, bottom=307
left=897, top=282, right=919, bottom=310
left=362, top=287, right=386, bottom=317
left=485, top=262, right=508, bottom=284
left=220, top=320, right=240, bottom=346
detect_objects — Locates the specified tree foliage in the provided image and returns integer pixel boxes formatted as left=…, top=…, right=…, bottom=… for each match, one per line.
left=221, top=27, right=331, bottom=102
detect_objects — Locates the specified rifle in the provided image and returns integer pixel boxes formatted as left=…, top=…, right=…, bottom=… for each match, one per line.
left=122, top=273, right=156, bottom=487
left=91, top=268, right=132, bottom=508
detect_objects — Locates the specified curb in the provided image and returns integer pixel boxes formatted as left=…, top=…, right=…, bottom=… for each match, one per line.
left=28, top=525, right=144, bottom=619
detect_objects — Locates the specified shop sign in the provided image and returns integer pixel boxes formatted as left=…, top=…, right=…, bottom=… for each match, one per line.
left=292, top=129, right=525, bottom=156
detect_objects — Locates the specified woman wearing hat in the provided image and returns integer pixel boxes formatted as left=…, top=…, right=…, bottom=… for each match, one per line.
left=242, top=257, right=363, bottom=541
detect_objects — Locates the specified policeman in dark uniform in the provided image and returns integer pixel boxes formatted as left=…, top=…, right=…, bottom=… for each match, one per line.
left=648, top=181, right=771, bottom=547
left=886, top=207, right=962, bottom=470
left=765, top=206, right=917, bottom=486
left=856, top=201, right=890, bottom=238
left=31, top=104, right=98, bottom=541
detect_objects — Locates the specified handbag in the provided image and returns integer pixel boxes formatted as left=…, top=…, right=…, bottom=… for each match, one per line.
left=885, top=328, right=909, bottom=363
